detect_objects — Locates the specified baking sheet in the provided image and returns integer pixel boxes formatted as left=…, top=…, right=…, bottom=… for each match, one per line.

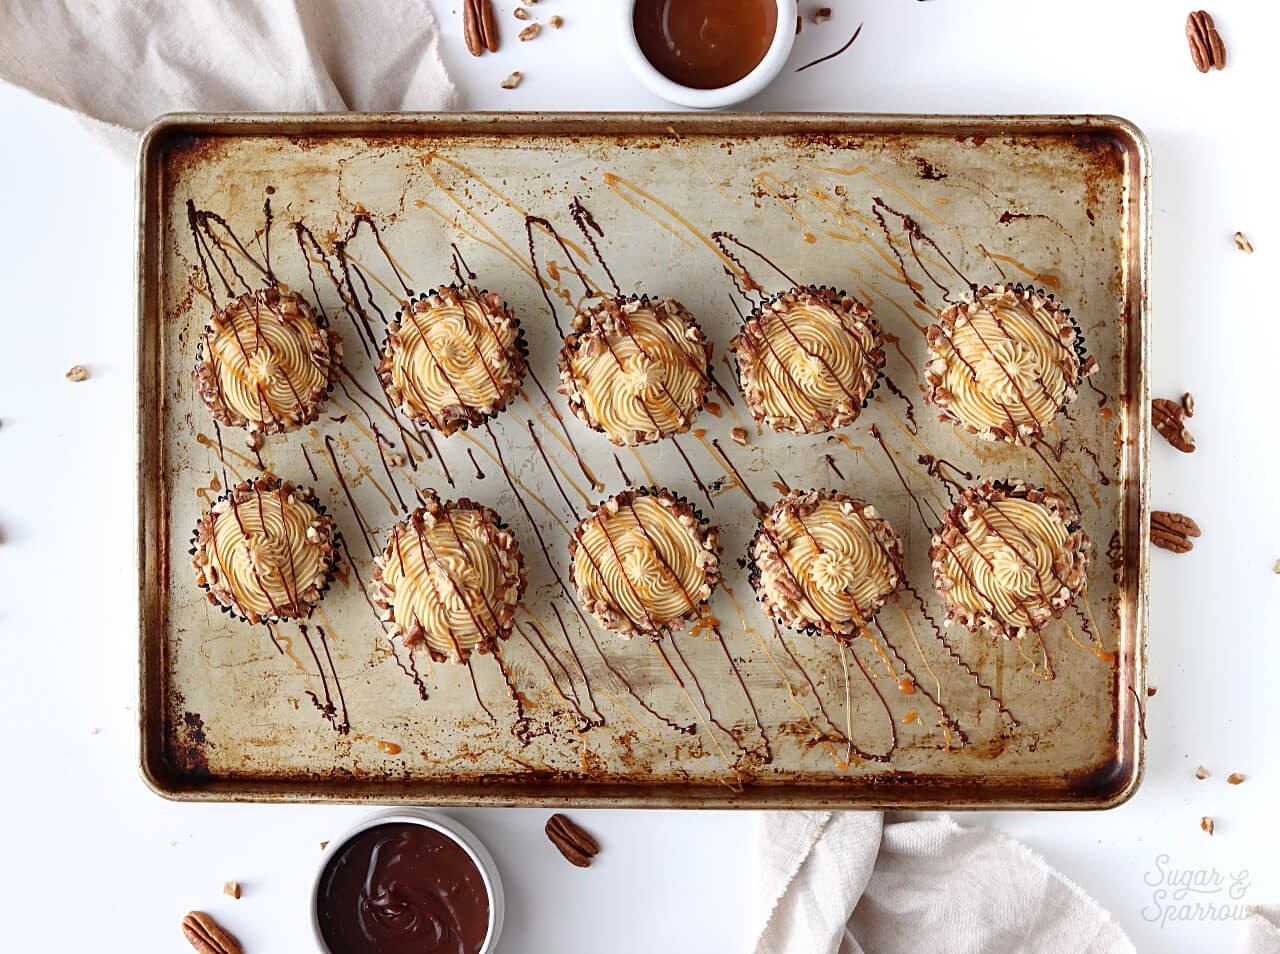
left=137, top=113, right=1149, bottom=807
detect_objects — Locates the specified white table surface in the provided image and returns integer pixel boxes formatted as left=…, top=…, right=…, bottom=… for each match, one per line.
left=1, top=1, right=1278, bottom=951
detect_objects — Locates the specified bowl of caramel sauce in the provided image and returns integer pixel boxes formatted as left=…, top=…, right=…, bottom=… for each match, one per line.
left=620, top=0, right=798, bottom=107
left=312, top=810, right=504, bottom=954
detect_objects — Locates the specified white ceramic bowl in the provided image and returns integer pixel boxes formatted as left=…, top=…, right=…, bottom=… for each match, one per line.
left=311, top=808, right=505, bottom=954
left=617, top=0, right=798, bottom=109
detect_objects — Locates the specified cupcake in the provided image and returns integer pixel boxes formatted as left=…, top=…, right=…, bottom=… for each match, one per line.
left=929, top=479, right=1090, bottom=639
left=371, top=497, right=527, bottom=663
left=558, top=295, right=712, bottom=445
left=923, top=284, right=1096, bottom=444
left=731, top=286, right=884, bottom=434
left=379, top=285, right=527, bottom=435
left=750, top=489, right=903, bottom=637
left=569, top=487, right=722, bottom=638
left=194, top=288, right=342, bottom=436
left=190, top=475, right=337, bottom=625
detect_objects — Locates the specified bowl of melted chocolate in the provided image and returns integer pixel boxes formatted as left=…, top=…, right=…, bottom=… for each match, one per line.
left=620, top=0, right=797, bottom=108
left=313, top=810, right=503, bottom=954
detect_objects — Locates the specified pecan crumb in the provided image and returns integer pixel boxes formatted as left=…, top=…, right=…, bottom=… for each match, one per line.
left=1274, top=558, right=1280, bottom=574
left=500, top=71, right=523, bottom=89
left=223, top=881, right=241, bottom=899
left=245, top=432, right=263, bottom=451
left=813, top=7, right=832, bottom=23
left=1181, top=392, right=1195, bottom=417
left=1200, top=816, right=1215, bottom=836
left=1147, top=686, right=1158, bottom=697
left=1227, top=772, right=1246, bottom=785
left=65, top=364, right=89, bottom=382
left=1234, top=231, right=1254, bottom=254
left=519, top=22, right=540, bottom=40
left=545, top=813, right=600, bottom=867
left=513, top=6, right=529, bottom=19
left=1195, top=765, right=1209, bottom=780
left=1152, top=510, right=1201, bottom=553
left=319, top=841, right=329, bottom=850
left=731, top=426, right=749, bottom=446
left=795, top=14, right=802, bottom=34
left=386, top=452, right=406, bottom=468
left=1152, top=398, right=1195, bottom=452
left=549, top=14, right=563, bottom=28
left=1186, top=10, right=1225, bottom=72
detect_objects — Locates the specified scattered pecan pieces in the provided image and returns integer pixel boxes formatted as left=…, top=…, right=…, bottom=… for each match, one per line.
left=1234, top=231, right=1253, bottom=254
left=545, top=813, right=600, bottom=867
left=1186, top=11, right=1225, bottom=72
left=1147, top=686, right=1157, bottom=697
left=1152, top=511, right=1201, bottom=553
left=500, top=71, right=523, bottom=89
left=1228, top=772, right=1246, bottom=785
left=182, top=912, right=242, bottom=954
left=813, top=7, right=832, bottom=23
left=1200, top=816, right=1215, bottom=836
left=1181, top=392, right=1195, bottom=417
left=513, top=6, right=529, bottom=19
left=731, top=426, right=749, bottom=446
left=519, top=22, right=541, bottom=41
left=796, top=14, right=802, bottom=34
left=1153, top=398, right=1195, bottom=453
left=463, top=0, right=499, bottom=57
left=65, top=364, right=89, bottom=382
left=223, top=881, right=241, bottom=899
left=1195, top=765, right=1209, bottom=780
left=549, top=15, right=563, bottom=28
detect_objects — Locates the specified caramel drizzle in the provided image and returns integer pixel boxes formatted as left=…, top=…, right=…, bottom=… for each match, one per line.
left=482, top=422, right=691, bottom=734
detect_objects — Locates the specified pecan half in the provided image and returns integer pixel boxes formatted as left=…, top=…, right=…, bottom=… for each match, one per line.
left=463, top=0, right=499, bottom=55
left=1234, top=231, right=1254, bottom=254
left=182, top=912, right=242, bottom=954
left=1186, top=11, right=1225, bottom=72
left=519, top=22, right=540, bottom=41
left=1152, top=510, right=1201, bottom=553
left=545, top=813, right=600, bottom=867
left=1152, top=398, right=1195, bottom=453
left=1228, top=772, right=1246, bottom=784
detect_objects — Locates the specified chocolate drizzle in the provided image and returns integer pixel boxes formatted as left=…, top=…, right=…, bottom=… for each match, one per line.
left=298, top=623, right=350, bottom=734
left=881, top=375, right=918, bottom=433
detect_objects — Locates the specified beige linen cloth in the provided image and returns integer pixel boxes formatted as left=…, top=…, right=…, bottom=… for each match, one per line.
left=753, top=812, right=1280, bottom=953
left=0, top=0, right=455, bottom=160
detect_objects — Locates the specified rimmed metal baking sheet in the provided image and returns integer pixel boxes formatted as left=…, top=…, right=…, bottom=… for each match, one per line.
left=137, top=113, right=1149, bottom=808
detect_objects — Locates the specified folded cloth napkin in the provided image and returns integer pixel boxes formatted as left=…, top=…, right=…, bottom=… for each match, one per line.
left=752, top=812, right=1138, bottom=954
left=1242, top=907, right=1280, bottom=954
left=0, top=0, right=455, bottom=160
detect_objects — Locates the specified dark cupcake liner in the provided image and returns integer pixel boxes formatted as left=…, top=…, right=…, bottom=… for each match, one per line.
left=193, top=288, right=344, bottom=437
left=745, top=487, right=903, bottom=640
left=556, top=294, right=714, bottom=446
left=730, top=284, right=886, bottom=433
left=189, top=473, right=340, bottom=626
left=371, top=494, right=528, bottom=664
left=379, top=284, right=529, bottom=437
left=567, top=485, right=723, bottom=639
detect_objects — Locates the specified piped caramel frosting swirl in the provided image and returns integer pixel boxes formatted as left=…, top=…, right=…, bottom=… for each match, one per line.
left=924, top=284, right=1095, bottom=445
left=379, top=285, right=527, bottom=435
left=929, top=480, right=1090, bottom=639
left=191, top=476, right=336, bottom=624
left=558, top=296, right=711, bottom=445
left=569, top=488, right=722, bottom=637
left=731, top=287, right=884, bottom=434
left=372, top=498, right=526, bottom=663
left=195, top=288, right=342, bottom=435
left=751, top=490, right=902, bottom=637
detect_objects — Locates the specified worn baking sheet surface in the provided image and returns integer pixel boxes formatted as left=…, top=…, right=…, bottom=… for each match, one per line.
left=138, top=114, right=1148, bottom=807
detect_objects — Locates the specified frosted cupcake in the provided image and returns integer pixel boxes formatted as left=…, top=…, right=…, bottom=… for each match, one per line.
left=379, top=285, right=527, bottom=435
left=371, top=496, right=527, bottom=663
left=190, top=475, right=337, bottom=625
left=929, top=479, right=1089, bottom=639
left=194, top=288, right=342, bottom=436
left=750, top=489, right=903, bottom=637
left=923, top=284, right=1095, bottom=444
left=731, top=286, right=885, bottom=434
left=558, top=295, right=712, bottom=445
left=569, top=487, right=721, bottom=638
